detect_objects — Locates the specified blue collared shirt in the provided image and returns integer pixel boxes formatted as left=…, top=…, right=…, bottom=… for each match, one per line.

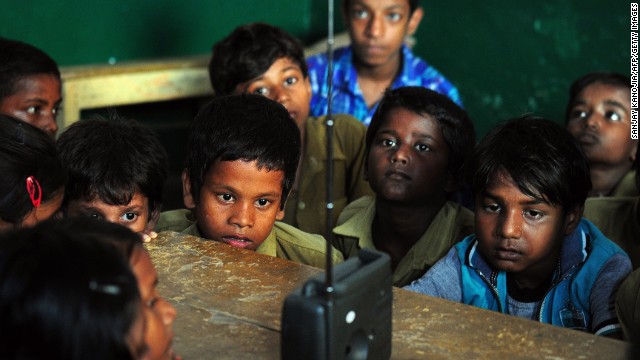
left=307, top=45, right=462, bottom=126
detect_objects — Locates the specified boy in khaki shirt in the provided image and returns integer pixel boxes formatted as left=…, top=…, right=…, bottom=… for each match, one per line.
left=157, top=94, right=342, bottom=269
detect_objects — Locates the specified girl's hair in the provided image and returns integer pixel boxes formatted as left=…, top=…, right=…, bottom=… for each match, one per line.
left=0, top=114, right=66, bottom=224
left=0, top=218, right=141, bottom=360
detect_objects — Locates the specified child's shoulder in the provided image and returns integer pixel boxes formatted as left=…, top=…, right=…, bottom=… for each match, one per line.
left=156, top=209, right=194, bottom=233
left=272, top=221, right=344, bottom=267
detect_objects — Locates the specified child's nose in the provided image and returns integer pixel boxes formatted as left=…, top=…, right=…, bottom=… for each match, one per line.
left=273, top=87, right=290, bottom=104
left=366, top=14, right=383, bottom=38
left=159, top=298, right=177, bottom=326
left=390, top=145, right=409, bottom=164
left=229, top=202, right=253, bottom=228
left=497, top=210, right=522, bottom=239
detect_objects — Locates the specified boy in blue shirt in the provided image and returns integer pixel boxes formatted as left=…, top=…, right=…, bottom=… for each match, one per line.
left=406, top=116, right=632, bottom=337
left=307, top=0, right=461, bottom=125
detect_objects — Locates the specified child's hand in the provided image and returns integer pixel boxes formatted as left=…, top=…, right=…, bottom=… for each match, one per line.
left=139, top=229, right=158, bottom=243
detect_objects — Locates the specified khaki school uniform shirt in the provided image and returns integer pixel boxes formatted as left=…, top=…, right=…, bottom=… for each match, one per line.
left=616, top=267, right=640, bottom=343
left=157, top=209, right=343, bottom=269
left=283, top=114, right=373, bottom=236
left=611, top=170, right=638, bottom=197
left=584, top=196, right=640, bottom=269
left=332, top=196, right=474, bottom=287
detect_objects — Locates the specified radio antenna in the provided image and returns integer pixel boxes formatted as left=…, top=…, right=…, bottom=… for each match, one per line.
left=324, top=0, right=335, bottom=298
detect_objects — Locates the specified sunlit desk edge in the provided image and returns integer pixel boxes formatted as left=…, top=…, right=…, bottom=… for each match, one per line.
left=146, top=231, right=635, bottom=360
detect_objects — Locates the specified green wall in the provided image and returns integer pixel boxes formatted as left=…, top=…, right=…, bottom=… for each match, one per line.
left=1, top=0, right=630, bottom=136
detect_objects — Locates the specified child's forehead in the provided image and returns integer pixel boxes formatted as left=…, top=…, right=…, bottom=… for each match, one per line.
left=206, top=159, right=285, bottom=191
left=483, top=170, right=555, bottom=205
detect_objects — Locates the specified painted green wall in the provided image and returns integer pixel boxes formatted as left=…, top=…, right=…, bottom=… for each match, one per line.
left=1, top=0, right=630, bottom=136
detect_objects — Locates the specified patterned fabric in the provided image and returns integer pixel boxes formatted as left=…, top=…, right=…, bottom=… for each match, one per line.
left=307, top=45, right=462, bottom=126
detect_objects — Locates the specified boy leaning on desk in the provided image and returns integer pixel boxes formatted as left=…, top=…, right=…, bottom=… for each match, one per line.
left=156, top=94, right=343, bottom=269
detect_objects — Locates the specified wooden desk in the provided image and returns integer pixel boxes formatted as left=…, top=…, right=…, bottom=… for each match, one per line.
left=146, top=232, right=635, bottom=359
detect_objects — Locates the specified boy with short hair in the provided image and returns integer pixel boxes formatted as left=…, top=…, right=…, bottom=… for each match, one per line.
left=566, top=72, right=637, bottom=197
left=0, top=37, right=61, bottom=138
left=157, top=94, right=342, bottom=268
left=333, top=86, right=475, bottom=287
left=307, top=0, right=461, bottom=126
left=208, top=22, right=372, bottom=236
left=406, top=116, right=632, bottom=337
left=57, top=117, right=169, bottom=241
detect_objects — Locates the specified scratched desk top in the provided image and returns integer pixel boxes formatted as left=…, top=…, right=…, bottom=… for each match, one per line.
left=146, top=231, right=635, bottom=360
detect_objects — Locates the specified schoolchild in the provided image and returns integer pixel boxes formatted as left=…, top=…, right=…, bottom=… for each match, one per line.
left=64, top=217, right=180, bottom=360
left=616, top=266, right=640, bottom=343
left=584, top=140, right=640, bottom=269
left=56, top=117, right=169, bottom=241
left=307, top=0, right=461, bottom=125
left=209, top=22, right=372, bottom=236
left=157, top=94, right=343, bottom=268
left=566, top=72, right=637, bottom=197
left=0, top=114, right=65, bottom=231
left=0, top=37, right=61, bottom=137
left=406, top=116, right=632, bottom=337
left=333, top=86, right=475, bottom=286
left=0, top=218, right=145, bottom=359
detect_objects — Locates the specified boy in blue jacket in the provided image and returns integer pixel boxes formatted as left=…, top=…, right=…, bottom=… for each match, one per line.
left=406, top=116, right=632, bottom=337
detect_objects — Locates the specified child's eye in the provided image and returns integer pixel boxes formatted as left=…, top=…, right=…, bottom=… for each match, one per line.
left=26, top=106, right=40, bottom=115
left=52, top=106, right=59, bottom=116
left=381, top=138, right=396, bottom=147
left=252, top=87, right=269, bottom=96
left=120, top=212, right=138, bottom=222
left=217, top=194, right=235, bottom=203
left=605, top=110, right=622, bottom=122
left=569, top=109, right=588, bottom=120
left=415, top=143, right=431, bottom=152
left=353, top=9, right=368, bottom=19
left=88, top=213, right=102, bottom=220
left=483, top=204, right=500, bottom=213
left=146, top=296, right=159, bottom=308
left=524, top=209, right=544, bottom=220
left=255, top=198, right=271, bottom=208
left=284, top=76, right=298, bottom=86
left=386, top=12, right=402, bottom=22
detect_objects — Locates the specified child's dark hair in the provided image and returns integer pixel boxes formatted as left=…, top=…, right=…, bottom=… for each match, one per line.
left=185, top=94, right=301, bottom=209
left=366, top=86, right=476, bottom=188
left=209, top=22, right=307, bottom=96
left=0, top=218, right=140, bottom=360
left=565, top=71, right=630, bottom=122
left=0, top=114, right=65, bottom=224
left=0, top=37, right=60, bottom=100
left=56, top=116, right=169, bottom=214
left=470, top=116, right=592, bottom=212
left=343, top=0, right=420, bottom=14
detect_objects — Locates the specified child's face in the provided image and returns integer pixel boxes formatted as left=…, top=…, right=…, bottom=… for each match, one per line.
left=344, top=0, right=422, bottom=69
left=234, top=57, right=311, bottom=130
left=130, top=247, right=178, bottom=360
left=474, top=171, right=579, bottom=278
left=65, top=192, right=154, bottom=234
left=366, top=107, right=451, bottom=203
left=185, top=159, right=285, bottom=251
left=566, top=82, right=636, bottom=168
left=125, top=303, right=149, bottom=359
left=0, top=74, right=61, bottom=138
left=0, top=189, right=64, bottom=232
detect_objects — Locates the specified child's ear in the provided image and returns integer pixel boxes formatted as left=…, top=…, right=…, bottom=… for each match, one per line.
left=147, top=204, right=161, bottom=230
left=630, top=140, right=638, bottom=162
left=563, top=205, right=584, bottom=236
left=407, top=7, right=424, bottom=37
left=181, top=170, right=196, bottom=209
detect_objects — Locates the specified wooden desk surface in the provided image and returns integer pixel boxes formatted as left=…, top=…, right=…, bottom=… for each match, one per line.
left=146, top=231, right=635, bottom=360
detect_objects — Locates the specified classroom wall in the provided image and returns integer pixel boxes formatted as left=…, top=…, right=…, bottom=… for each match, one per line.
left=2, top=0, right=629, bottom=137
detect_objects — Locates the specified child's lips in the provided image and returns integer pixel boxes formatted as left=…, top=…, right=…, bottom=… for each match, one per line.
left=386, top=169, right=410, bottom=181
left=220, top=235, right=254, bottom=249
left=495, top=247, right=521, bottom=261
left=577, top=132, right=599, bottom=145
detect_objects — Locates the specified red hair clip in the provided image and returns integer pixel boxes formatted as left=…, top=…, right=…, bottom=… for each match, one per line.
left=26, top=176, right=42, bottom=208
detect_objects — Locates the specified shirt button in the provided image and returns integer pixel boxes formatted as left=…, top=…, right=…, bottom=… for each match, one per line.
left=298, top=202, right=306, bottom=210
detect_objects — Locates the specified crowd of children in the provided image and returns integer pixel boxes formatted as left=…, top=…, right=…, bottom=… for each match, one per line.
left=0, top=0, right=638, bottom=356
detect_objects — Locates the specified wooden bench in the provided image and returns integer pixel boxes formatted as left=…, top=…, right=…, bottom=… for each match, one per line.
left=146, top=231, right=635, bottom=359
